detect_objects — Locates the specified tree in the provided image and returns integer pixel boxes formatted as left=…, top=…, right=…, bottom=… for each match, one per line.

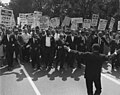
left=7, top=0, right=119, bottom=20
left=8, top=0, right=33, bottom=20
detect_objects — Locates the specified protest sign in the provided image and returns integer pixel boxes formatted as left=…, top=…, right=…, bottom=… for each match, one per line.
left=62, top=16, right=71, bottom=26
left=71, top=18, right=83, bottom=24
left=19, top=13, right=26, bottom=19
left=0, top=8, right=13, bottom=28
left=118, top=21, right=120, bottom=30
left=71, top=23, right=78, bottom=30
left=83, top=19, right=91, bottom=29
left=19, top=13, right=28, bottom=27
left=11, top=14, right=16, bottom=27
left=26, top=13, right=34, bottom=25
left=38, top=16, right=49, bottom=29
left=91, top=14, right=99, bottom=26
left=50, top=17, right=60, bottom=28
left=98, top=19, right=108, bottom=30
left=109, top=17, right=115, bottom=31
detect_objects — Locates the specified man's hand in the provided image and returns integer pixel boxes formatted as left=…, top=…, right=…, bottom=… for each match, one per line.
left=64, top=46, right=71, bottom=52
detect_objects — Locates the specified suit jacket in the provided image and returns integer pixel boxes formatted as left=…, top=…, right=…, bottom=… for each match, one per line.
left=109, top=39, right=117, bottom=53
left=1, top=34, right=16, bottom=52
left=76, top=36, right=86, bottom=51
left=93, top=36, right=109, bottom=53
left=26, top=37, right=41, bottom=52
left=69, top=50, right=108, bottom=79
left=41, top=35, right=55, bottom=49
left=66, top=35, right=77, bottom=50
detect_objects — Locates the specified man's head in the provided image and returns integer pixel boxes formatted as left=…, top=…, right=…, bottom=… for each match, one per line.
left=98, top=31, right=103, bottom=37
left=14, top=28, right=19, bottom=35
left=92, top=44, right=100, bottom=52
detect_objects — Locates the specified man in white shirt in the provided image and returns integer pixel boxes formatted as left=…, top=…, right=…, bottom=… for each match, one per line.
left=21, top=28, right=31, bottom=62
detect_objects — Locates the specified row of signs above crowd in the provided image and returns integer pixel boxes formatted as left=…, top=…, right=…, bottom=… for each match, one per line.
left=18, top=12, right=117, bottom=31
left=0, top=8, right=118, bottom=32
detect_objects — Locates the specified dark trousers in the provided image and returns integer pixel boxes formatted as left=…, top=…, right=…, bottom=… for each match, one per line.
left=31, top=50, right=40, bottom=68
left=6, top=50, right=14, bottom=68
left=110, top=50, right=116, bottom=69
left=14, top=47, right=20, bottom=62
left=77, top=46, right=85, bottom=66
left=86, top=77, right=102, bottom=95
left=22, top=47, right=30, bottom=62
left=55, top=48, right=65, bottom=69
left=43, top=47, right=54, bottom=68
left=66, top=52, right=75, bottom=68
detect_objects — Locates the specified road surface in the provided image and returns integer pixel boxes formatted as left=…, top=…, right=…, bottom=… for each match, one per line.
left=0, top=60, right=120, bottom=95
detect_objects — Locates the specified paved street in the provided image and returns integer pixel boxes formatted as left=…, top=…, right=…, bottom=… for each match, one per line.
left=0, top=61, right=120, bottom=95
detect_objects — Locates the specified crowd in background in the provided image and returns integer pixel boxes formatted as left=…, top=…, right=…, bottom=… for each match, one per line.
left=0, top=25, right=120, bottom=71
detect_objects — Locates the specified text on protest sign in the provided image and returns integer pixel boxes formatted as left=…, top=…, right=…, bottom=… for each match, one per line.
left=71, top=18, right=83, bottom=24
left=91, top=14, right=99, bottom=26
left=98, top=19, right=108, bottom=31
left=0, top=8, right=13, bottom=28
left=83, top=19, right=91, bottom=29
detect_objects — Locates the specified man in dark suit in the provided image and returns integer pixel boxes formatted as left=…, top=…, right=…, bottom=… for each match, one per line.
left=76, top=31, right=87, bottom=68
left=93, top=31, right=109, bottom=53
left=65, top=31, right=78, bottom=68
left=109, top=37, right=117, bottom=70
left=13, top=28, right=21, bottom=64
left=55, top=33, right=66, bottom=70
left=41, top=30, right=55, bottom=70
left=26, top=33, right=41, bottom=69
left=64, top=44, right=120, bottom=95
left=0, top=29, right=17, bottom=71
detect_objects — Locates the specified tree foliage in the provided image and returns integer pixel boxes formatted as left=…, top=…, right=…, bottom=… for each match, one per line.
left=7, top=0, right=119, bottom=20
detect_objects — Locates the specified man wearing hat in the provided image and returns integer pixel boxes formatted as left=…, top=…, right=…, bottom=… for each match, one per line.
left=64, top=44, right=120, bottom=95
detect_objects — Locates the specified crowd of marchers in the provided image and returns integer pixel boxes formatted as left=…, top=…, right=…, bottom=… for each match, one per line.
left=0, top=25, right=120, bottom=71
